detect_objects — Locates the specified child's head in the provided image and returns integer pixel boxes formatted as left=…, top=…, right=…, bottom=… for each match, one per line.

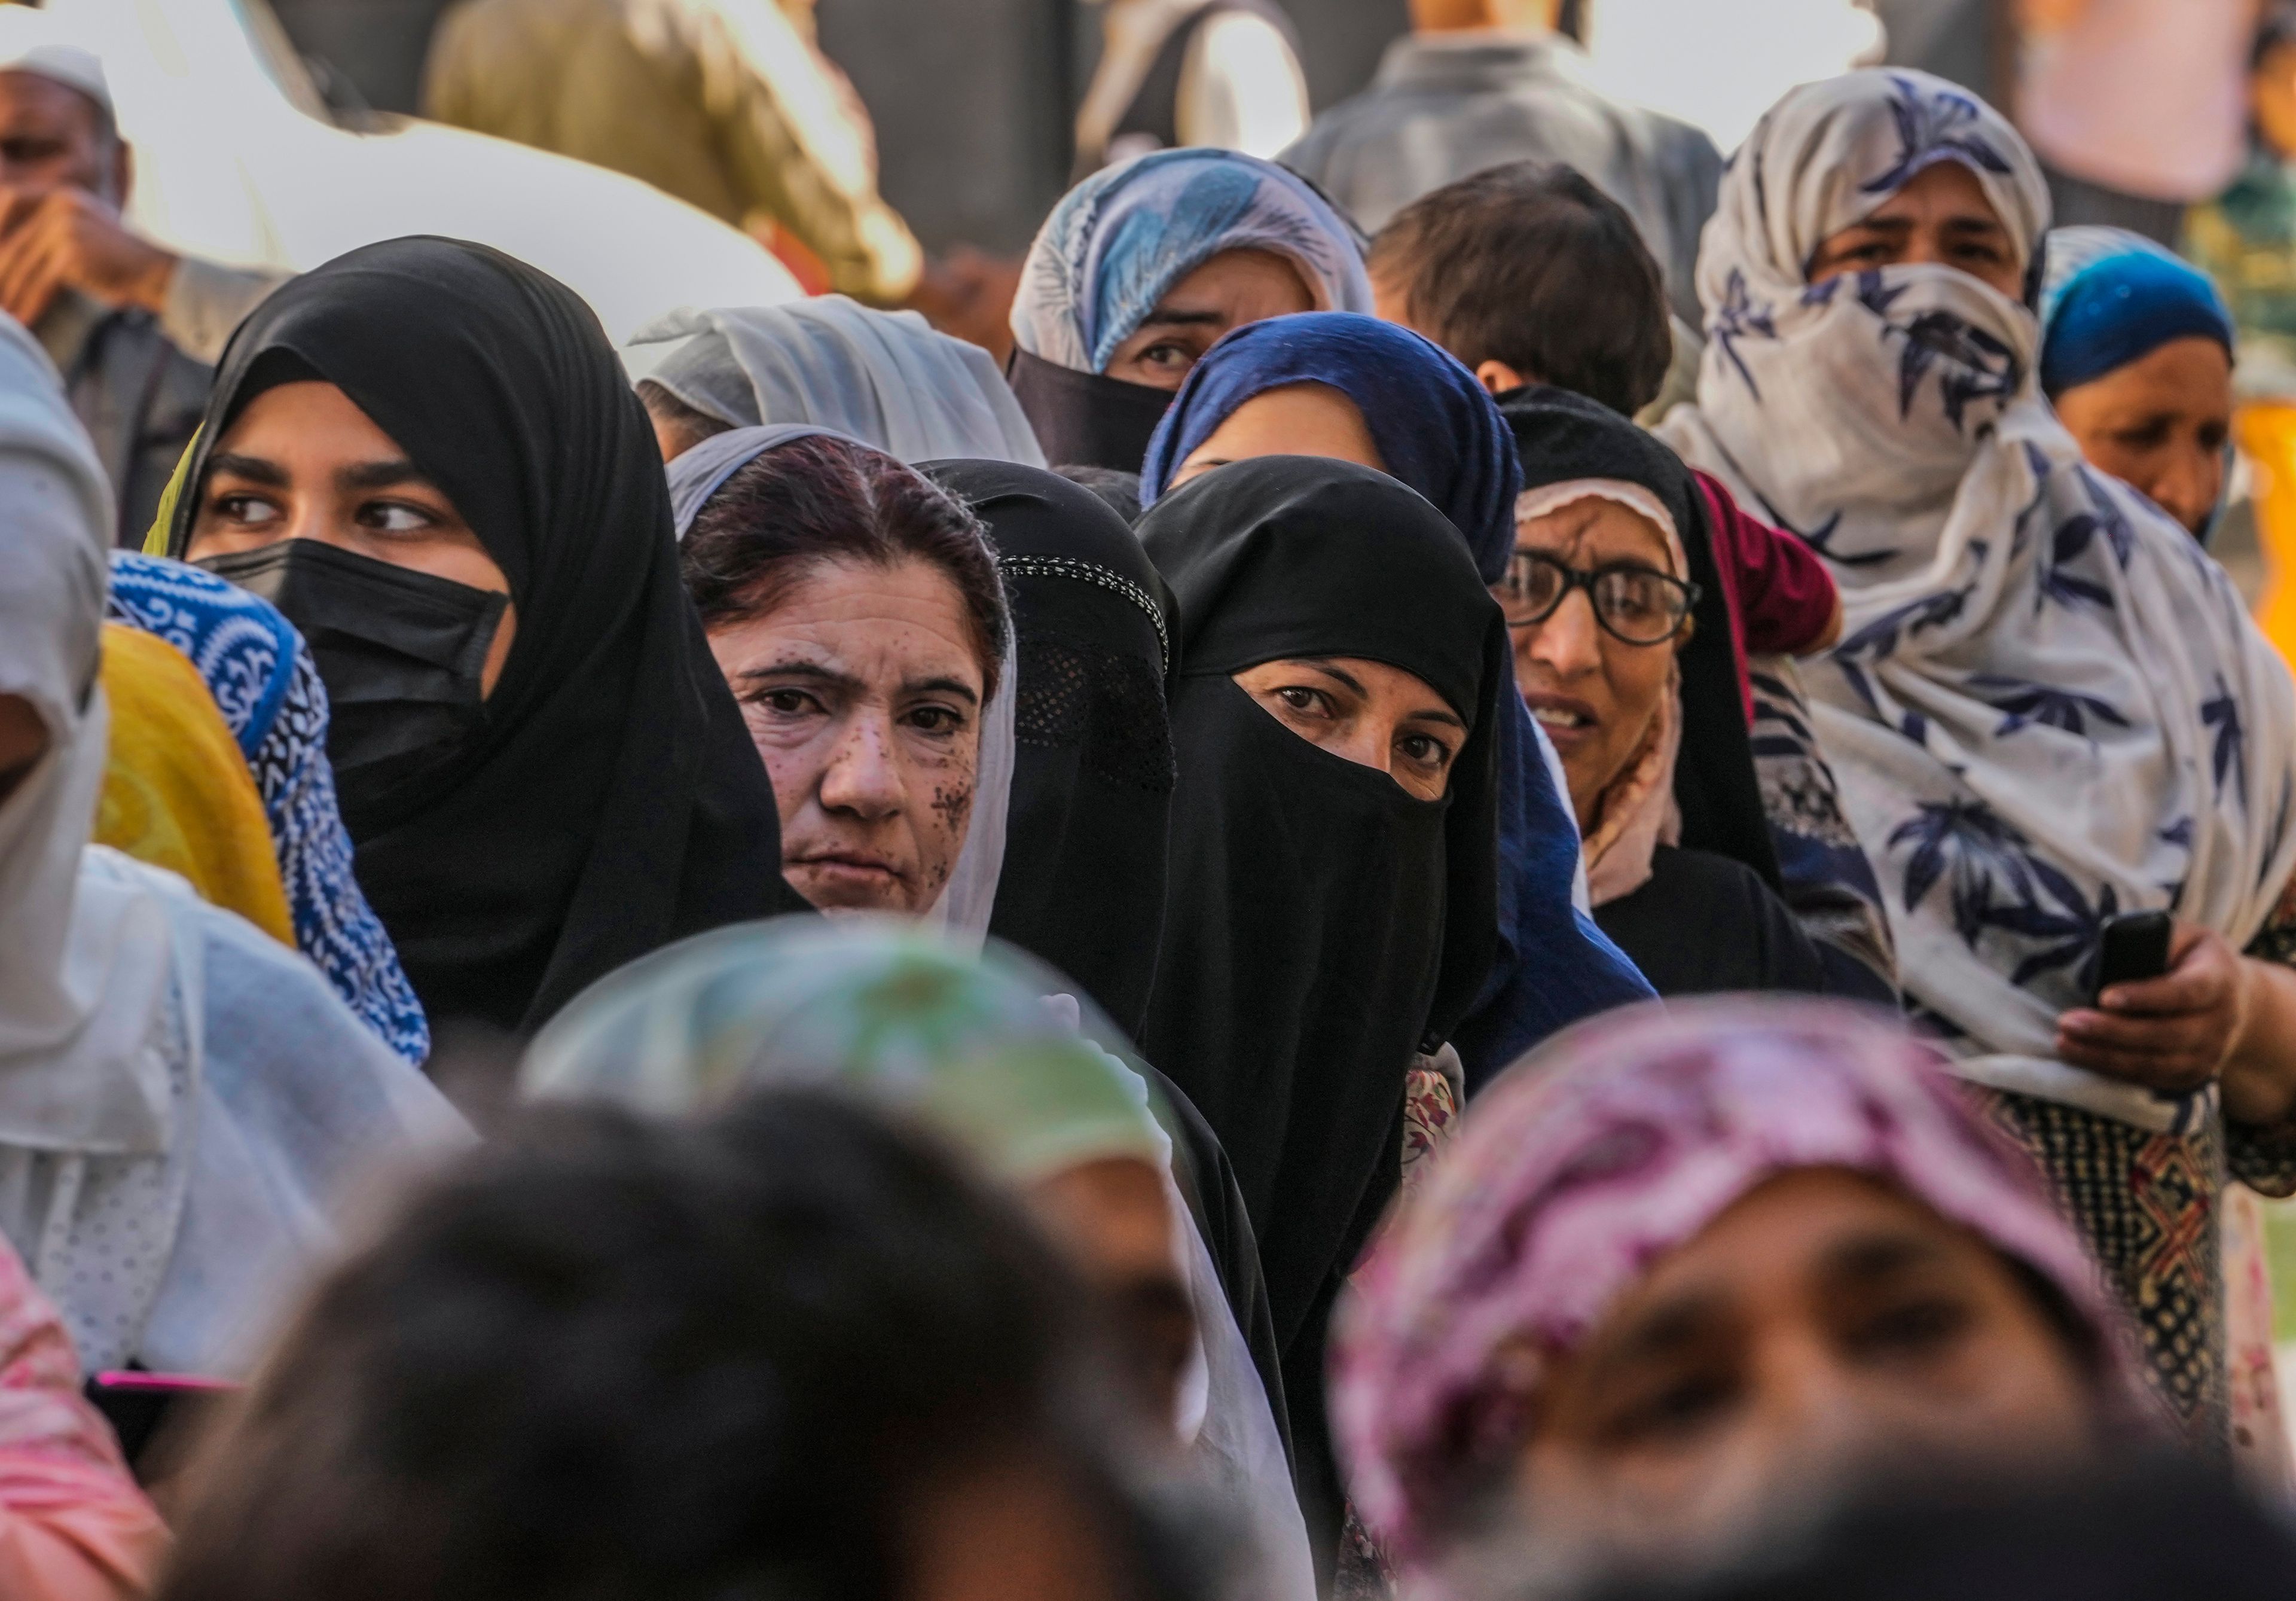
left=1368, top=161, right=1672, bottom=417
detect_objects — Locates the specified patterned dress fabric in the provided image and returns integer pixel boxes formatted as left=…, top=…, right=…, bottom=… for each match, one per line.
left=104, top=553, right=430, bottom=1066
left=1657, top=69, right=2296, bottom=1427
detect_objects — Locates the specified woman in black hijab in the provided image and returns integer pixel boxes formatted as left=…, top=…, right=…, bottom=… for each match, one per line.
left=170, top=236, right=806, bottom=1035
left=920, top=460, right=1176, bottom=1038
left=1134, top=455, right=1503, bottom=1572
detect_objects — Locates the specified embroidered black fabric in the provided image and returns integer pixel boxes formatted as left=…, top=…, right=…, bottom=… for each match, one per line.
left=1013, top=628, right=1175, bottom=796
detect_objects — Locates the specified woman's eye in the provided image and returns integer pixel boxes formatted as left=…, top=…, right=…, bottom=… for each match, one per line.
left=752, top=688, right=822, bottom=718
left=215, top=493, right=279, bottom=526
left=1275, top=686, right=1330, bottom=716
left=1849, top=1294, right=1972, bottom=1359
left=1141, top=342, right=1195, bottom=373
left=906, top=704, right=966, bottom=735
left=2113, top=423, right=2171, bottom=451
left=357, top=501, right=436, bottom=535
left=1398, top=733, right=1452, bottom=770
left=1606, top=1370, right=1738, bottom=1446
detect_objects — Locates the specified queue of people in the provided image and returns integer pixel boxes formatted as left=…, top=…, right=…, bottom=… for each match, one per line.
left=0, top=13, right=2286, bottom=1597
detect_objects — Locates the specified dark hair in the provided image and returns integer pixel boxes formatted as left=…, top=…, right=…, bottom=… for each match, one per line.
left=1369, top=161, right=1673, bottom=417
left=159, top=1091, right=1196, bottom=1601
left=634, top=378, right=737, bottom=457
left=680, top=434, right=1008, bottom=696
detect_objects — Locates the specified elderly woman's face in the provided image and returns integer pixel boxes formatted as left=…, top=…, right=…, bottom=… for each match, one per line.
left=1507, top=1167, right=2097, bottom=1573
left=1103, top=248, right=1315, bottom=390
left=1501, top=498, right=1681, bottom=830
left=2054, top=336, right=2233, bottom=537
left=707, top=556, right=987, bottom=914
left=1805, top=160, right=2023, bottom=301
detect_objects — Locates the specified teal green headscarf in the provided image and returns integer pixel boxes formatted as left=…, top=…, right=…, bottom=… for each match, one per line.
left=520, top=914, right=1171, bottom=1184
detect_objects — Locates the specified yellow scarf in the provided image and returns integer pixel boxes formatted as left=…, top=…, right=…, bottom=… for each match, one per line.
left=96, top=624, right=294, bottom=946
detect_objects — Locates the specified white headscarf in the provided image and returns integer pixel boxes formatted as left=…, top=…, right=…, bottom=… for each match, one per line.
left=628, top=300, right=1047, bottom=469
left=0, top=316, right=177, bottom=1157
left=1660, top=70, right=2296, bottom=1132
left=665, top=426, right=1017, bottom=941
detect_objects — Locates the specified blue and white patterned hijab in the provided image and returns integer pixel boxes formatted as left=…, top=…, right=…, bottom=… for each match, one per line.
left=1662, top=70, right=2296, bottom=1132
left=1009, top=148, right=1372, bottom=375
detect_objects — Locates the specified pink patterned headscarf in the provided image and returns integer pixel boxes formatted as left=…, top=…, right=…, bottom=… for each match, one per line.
left=1330, top=997, right=2147, bottom=1568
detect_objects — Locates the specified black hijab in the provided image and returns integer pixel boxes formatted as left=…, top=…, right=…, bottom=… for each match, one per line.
left=921, top=460, right=1177, bottom=1041
left=169, top=237, right=808, bottom=1034
left=1006, top=346, right=1176, bottom=472
left=1498, top=385, right=1781, bottom=889
left=1134, top=455, right=1503, bottom=1356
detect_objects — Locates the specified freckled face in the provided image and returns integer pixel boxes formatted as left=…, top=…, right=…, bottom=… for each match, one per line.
left=705, top=556, right=988, bottom=914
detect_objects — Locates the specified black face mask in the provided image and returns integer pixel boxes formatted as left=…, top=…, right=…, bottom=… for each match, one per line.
left=196, top=539, right=509, bottom=830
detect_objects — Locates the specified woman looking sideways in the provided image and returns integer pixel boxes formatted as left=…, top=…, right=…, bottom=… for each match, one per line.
left=169, top=236, right=806, bottom=1036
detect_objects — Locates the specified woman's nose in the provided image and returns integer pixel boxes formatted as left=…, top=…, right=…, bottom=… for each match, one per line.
left=1525, top=588, right=1605, bottom=677
left=816, top=712, right=905, bottom=819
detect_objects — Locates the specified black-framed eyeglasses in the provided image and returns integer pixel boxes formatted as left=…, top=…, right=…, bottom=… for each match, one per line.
left=1495, top=551, right=1699, bottom=646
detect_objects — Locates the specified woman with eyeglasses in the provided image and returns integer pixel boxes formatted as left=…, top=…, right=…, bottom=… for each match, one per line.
left=1497, top=386, right=1838, bottom=999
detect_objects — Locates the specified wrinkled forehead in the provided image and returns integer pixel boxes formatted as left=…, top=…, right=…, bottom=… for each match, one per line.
left=1757, top=72, right=2046, bottom=274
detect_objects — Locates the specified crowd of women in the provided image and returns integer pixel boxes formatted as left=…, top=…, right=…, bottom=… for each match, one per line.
left=0, top=54, right=2291, bottom=1601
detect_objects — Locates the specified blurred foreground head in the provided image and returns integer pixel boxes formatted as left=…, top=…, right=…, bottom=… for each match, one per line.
left=1333, top=999, right=2152, bottom=1599
left=158, top=1091, right=1208, bottom=1601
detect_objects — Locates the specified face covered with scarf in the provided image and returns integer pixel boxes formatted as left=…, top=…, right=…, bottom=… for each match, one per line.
left=1658, top=73, right=2296, bottom=1129
left=1007, top=149, right=1373, bottom=471
left=1135, top=455, right=1503, bottom=1369
left=171, top=236, right=807, bottom=1035
left=2039, top=228, right=2237, bottom=540
left=920, top=460, right=1176, bottom=1040
left=1333, top=999, right=2152, bottom=1600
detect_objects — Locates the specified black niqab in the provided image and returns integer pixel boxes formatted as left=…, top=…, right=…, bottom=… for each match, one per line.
left=170, top=237, right=808, bottom=1034
left=921, top=460, right=1177, bottom=1041
left=1498, top=385, right=1780, bottom=888
left=1006, top=346, right=1176, bottom=472
left=1136, top=458, right=1503, bottom=1563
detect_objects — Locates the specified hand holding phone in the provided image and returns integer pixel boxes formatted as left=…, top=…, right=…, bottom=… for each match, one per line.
left=2093, top=910, right=2175, bottom=1005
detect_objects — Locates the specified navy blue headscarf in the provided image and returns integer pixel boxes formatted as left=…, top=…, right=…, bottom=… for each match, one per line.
left=1140, top=311, right=1651, bottom=1087
left=1140, top=313, right=1521, bottom=579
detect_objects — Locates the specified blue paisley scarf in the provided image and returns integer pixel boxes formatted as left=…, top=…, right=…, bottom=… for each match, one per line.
left=106, top=553, right=430, bottom=1065
left=1662, top=71, right=2296, bottom=1132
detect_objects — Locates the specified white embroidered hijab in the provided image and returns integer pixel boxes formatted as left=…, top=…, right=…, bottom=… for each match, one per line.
left=1661, top=69, right=2296, bottom=1130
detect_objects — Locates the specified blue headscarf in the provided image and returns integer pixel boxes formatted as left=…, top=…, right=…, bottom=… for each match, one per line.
left=1140, top=313, right=1523, bottom=582
left=1133, top=313, right=1653, bottom=1084
left=1010, top=150, right=1372, bottom=376
left=2038, top=227, right=2236, bottom=398
left=105, top=553, right=430, bottom=1065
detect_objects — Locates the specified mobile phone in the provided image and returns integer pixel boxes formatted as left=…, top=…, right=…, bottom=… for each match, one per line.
left=2093, top=910, right=2174, bottom=1003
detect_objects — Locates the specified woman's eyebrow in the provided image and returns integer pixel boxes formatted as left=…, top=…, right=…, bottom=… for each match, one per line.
left=335, top=459, right=432, bottom=493
left=1297, top=658, right=1366, bottom=697
left=205, top=451, right=289, bottom=487
left=903, top=675, right=981, bottom=706
left=1404, top=707, right=1468, bottom=732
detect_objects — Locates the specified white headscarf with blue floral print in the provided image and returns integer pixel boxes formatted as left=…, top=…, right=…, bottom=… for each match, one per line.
left=1662, top=69, right=2296, bottom=1131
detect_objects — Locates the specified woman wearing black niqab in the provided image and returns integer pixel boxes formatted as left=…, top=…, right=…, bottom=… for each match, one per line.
left=168, top=236, right=807, bottom=1035
left=1134, top=455, right=1503, bottom=1573
left=919, top=459, right=1177, bottom=1039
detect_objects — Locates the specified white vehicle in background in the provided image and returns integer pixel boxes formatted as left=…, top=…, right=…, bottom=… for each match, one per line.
left=49, top=0, right=801, bottom=344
